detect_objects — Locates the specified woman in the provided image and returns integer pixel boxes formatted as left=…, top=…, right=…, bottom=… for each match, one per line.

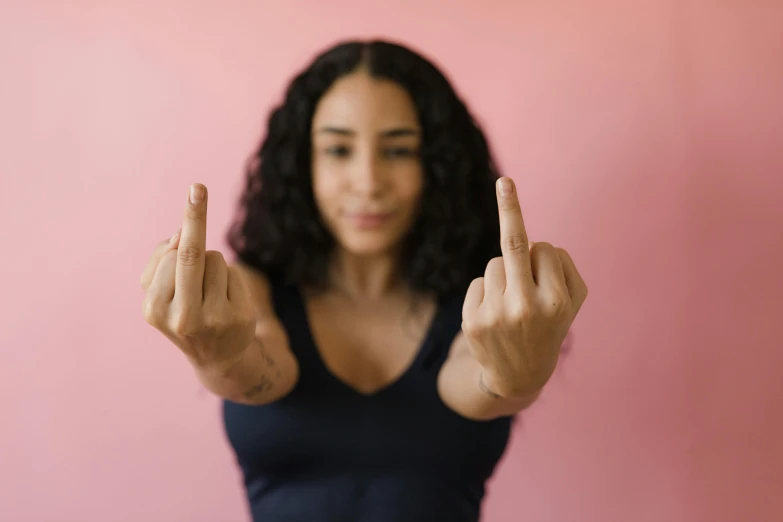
left=140, top=40, right=587, bottom=522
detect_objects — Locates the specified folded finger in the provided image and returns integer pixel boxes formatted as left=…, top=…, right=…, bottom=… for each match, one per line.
left=139, top=231, right=180, bottom=290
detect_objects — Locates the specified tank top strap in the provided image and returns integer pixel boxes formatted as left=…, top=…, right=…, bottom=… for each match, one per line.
left=266, top=275, right=324, bottom=377
left=414, top=293, right=464, bottom=373
left=269, top=276, right=465, bottom=391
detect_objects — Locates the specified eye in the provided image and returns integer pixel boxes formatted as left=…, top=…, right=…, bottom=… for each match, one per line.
left=383, top=147, right=417, bottom=159
left=325, top=145, right=350, bottom=158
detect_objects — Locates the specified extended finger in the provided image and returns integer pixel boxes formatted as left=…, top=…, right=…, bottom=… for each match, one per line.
left=495, top=177, right=534, bottom=292
left=175, top=184, right=208, bottom=303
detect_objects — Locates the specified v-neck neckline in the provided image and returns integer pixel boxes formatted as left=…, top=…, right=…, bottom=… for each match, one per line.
left=294, top=286, right=443, bottom=398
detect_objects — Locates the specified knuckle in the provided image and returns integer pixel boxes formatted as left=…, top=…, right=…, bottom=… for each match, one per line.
left=545, top=293, right=570, bottom=315
left=151, top=245, right=173, bottom=263
left=461, top=318, right=482, bottom=337
left=142, top=294, right=166, bottom=325
left=484, top=257, right=504, bottom=276
left=505, top=301, right=530, bottom=322
left=486, top=316, right=503, bottom=331
left=162, top=249, right=179, bottom=265
left=464, top=278, right=485, bottom=308
left=488, top=256, right=504, bottom=269
left=204, top=250, right=225, bottom=267
left=150, top=242, right=168, bottom=259
left=505, top=302, right=529, bottom=323
left=200, top=311, right=224, bottom=333
left=177, top=246, right=203, bottom=266
left=479, top=306, right=503, bottom=329
left=530, top=242, right=553, bottom=259
left=234, top=310, right=255, bottom=331
left=240, top=314, right=256, bottom=335
left=502, top=233, right=528, bottom=253
left=204, top=251, right=225, bottom=272
left=169, top=308, right=201, bottom=337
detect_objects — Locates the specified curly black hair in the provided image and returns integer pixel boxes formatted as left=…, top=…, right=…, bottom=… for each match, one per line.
left=227, top=39, right=502, bottom=302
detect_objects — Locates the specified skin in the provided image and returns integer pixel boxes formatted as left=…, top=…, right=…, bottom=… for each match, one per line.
left=139, top=188, right=298, bottom=405
left=303, top=71, right=437, bottom=395
left=139, top=69, right=588, bottom=419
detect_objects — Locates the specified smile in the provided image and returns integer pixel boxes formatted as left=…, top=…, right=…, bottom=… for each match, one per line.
left=342, top=211, right=394, bottom=229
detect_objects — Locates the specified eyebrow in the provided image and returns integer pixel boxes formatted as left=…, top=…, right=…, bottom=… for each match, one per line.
left=314, top=126, right=420, bottom=138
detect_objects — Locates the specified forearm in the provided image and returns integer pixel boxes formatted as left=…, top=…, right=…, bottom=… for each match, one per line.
left=190, top=336, right=299, bottom=405
left=439, top=353, right=542, bottom=421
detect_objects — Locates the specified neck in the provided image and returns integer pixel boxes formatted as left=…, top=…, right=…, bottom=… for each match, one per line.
left=327, top=248, right=404, bottom=301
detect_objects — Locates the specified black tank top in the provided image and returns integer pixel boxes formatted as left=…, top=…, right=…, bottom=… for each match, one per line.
left=222, top=277, right=514, bottom=522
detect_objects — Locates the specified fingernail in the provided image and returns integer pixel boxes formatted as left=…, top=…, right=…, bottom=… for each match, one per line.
left=497, top=177, right=514, bottom=196
left=189, top=184, right=205, bottom=204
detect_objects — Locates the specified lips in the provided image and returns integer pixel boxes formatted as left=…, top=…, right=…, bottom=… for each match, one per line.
left=342, top=211, right=394, bottom=229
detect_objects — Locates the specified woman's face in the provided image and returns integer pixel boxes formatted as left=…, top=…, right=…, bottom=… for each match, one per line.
left=311, top=70, right=424, bottom=258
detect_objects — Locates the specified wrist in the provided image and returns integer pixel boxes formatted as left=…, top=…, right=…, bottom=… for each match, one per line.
left=188, top=339, right=254, bottom=379
left=478, top=370, right=504, bottom=399
left=479, top=369, right=544, bottom=400
left=189, top=340, right=264, bottom=402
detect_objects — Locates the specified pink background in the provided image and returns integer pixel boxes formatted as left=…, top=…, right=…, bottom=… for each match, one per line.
left=2, top=1, right=782, bottom=521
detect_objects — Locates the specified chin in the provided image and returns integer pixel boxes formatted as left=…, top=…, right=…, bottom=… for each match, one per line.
left=338, top=232, right=402, bottom=258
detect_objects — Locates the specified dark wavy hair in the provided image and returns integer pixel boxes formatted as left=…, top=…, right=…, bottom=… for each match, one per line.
left=227, top=39, right=502, bottom=301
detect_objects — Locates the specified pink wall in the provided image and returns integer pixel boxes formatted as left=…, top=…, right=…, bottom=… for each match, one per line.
left=2, top=1, right=782, bottom=521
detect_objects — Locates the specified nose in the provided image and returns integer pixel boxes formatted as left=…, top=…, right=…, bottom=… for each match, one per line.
left=349, top=150, right=386, bottom=197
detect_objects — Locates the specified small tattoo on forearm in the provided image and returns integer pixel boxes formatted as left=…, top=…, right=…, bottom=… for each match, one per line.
left=243, top=375, right=274, bottom=399
left=254, top=338, right=277, bottom=368
left=258, top=348, right=281, bottom=378
left=260, top=351, right=276, bottom=368
left=478, top=372, right=502, bottom=399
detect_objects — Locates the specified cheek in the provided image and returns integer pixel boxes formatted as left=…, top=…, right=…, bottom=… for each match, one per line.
left=397, top=166, right=424, bottom=208
left=311, top=167, right=343, bottom=213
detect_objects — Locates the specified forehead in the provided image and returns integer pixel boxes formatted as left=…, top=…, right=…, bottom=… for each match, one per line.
left=312, top=72, right=420, bottom=131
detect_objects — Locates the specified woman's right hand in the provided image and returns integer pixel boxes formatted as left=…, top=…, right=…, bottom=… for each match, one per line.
left=140, top=183, right=257, bottom=374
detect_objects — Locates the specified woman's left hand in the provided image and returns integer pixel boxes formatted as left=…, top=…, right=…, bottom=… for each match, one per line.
left=461, top=177, right=588, bottom=399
